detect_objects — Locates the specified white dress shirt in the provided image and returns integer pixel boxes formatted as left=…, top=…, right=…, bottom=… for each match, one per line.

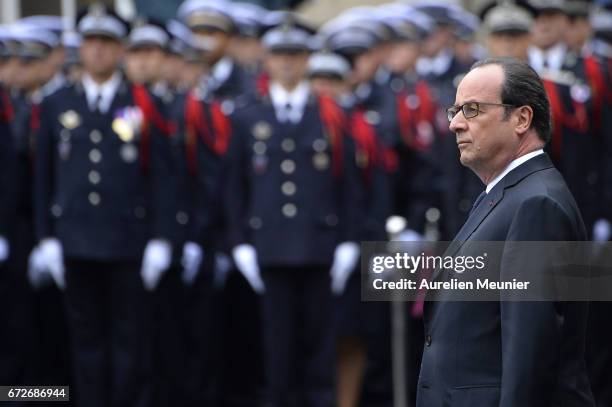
left=269, top=81, right=310, bottom=124
left=528, top=43, right=567, bottom=73
left=486, top=149, right=545, bottom=194
left=82, top=71, right=122, bottom=114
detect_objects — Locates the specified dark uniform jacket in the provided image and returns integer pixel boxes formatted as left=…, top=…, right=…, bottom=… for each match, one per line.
left=34, top=76, right=173, bottom=261
left=225, top=91, right=364, bottom=267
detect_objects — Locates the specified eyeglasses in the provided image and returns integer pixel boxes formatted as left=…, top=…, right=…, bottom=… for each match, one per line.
left=446, top=101, right=516, bottom=122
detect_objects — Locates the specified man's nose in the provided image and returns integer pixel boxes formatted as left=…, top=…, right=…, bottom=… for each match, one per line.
left=449, top=111, right=467, bottom=133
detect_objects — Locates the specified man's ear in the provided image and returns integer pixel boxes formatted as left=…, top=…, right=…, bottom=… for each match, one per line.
left=515, top=105, right=533, bottom=136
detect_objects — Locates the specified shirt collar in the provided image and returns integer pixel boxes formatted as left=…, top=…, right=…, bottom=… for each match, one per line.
left=485, top=149, right=545, bottom=194
left=269, top=81, right=310, bottom=123
left=528, top=43, right=567, bottom=73
left=82, top=71, right=122, bottom=113
left=416, top=48, right=453, bottom=77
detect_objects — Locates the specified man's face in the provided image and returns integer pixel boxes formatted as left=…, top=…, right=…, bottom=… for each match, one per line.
left=48, top=47, right=65, bottom=73
left=264, top=51, right=309, bottom=86
left=350, top=50, right=379, bottom=86
left=386, top=41, right=420, bottom=73
left=80, top=35, right=123, bottom=78
left=2, top=57, right=21, bottom=85
left=487, top=32, right=532, bottom=60
left=15, top=58, right=44, bottom=91
left=531, top=11, right=569, bottom=49
left=38, top=54, right=58, bottom=85
left=162, top=54, right=186, bottom=87
left=193, top=27, right=230, bottom=65
left=450, top=65, right=518, bottom=176
left=421, top=26, right=453, bottom=57
left=124, top=46, right=166, bottom=84
left=564, top=16, right=591, bottom=51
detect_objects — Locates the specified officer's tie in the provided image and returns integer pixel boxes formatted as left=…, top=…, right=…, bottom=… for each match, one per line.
left=91, top=93, right=103, bottom=114
left=283, top=102, right=292, bottom=123
left=469, top=190, right=487, bottom=217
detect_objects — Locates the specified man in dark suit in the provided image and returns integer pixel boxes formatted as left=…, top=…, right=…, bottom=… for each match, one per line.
left=417, top=57, right=595, bottom=407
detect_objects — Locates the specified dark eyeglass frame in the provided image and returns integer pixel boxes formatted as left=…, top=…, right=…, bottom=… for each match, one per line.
left=446, top=101, right=516, bottom=122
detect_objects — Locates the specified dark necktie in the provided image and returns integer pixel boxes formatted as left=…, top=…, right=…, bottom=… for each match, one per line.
left=285, top=102, right=293, bottom=123
left=92, top=93, right=102, bottom=114
left=469, top=191, right=487, bottom=217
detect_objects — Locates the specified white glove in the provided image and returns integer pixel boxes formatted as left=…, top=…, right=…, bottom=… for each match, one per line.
left=27, top=246, right=53, bottom=289
left=141, top=239, right=172, bottom=291
left=232, top=244, right=265, bottom=294
left=39, top=238, right=66, bottom=290
left=181, top=241, right=204, bottom=285
left=330, top=242, right=360, bottom=295
left=0, top=235, right=9, bottom=263
left=396, top=229, right=423, bottom=242
left=213, top=252, right=232, bottom=289
left=593, top=219, right=611, bottom=242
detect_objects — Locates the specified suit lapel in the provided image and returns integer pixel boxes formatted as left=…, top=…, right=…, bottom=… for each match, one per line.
left=426, top=154, right=555, bottom=289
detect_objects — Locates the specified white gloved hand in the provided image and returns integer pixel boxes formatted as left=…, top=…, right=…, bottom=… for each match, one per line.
left=396, top=229, right=423, bottom=242
left=593, top=219, right=611, bottom=242
left=0, top=235, right=9, bottom=263
left=141, top=239, right=173, bottom=291
left=181, top=241, right=204, bottom=285
left=39, top=238, right=66, bottom=290
left=330, top=242, right=360, bottom=295
left=232, top=244, right=264, bottom=294
left=27, top=246, right=53, bottom=289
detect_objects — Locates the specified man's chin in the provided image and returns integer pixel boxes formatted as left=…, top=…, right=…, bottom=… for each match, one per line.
left=459, top=153, right=472, bottom=167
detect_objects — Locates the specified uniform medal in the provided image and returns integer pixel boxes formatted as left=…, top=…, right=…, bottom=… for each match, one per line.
left=120, top=143, right=138, bottom=163
left=58, top=110, right=81, bottom=129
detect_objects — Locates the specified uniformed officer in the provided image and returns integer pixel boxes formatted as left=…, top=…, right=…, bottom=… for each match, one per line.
left=33, top=5, right=174, bottom=407
left=177, top=1, right=265, bottom=403
left=225, top=12, right=363, bottom=405
left=124, top=17, right=171, bottom=89
left=526, top=0, right=570, bottom=72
